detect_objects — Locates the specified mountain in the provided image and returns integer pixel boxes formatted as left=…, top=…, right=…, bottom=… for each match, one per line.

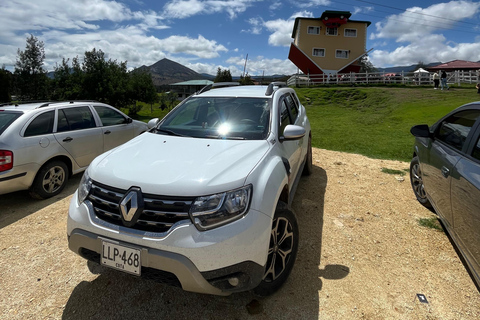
left=135, top=58, right=208, bottom=87
left=376, top=62, right=442, bottom=74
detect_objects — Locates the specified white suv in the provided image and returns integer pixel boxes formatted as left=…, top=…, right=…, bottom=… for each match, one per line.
left=67, top=82, right=312, bottom=296
left=0, top=101, right=148, bottom=199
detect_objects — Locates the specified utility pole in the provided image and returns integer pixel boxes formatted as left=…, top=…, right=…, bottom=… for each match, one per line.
left=242, top=54, right=248, bottom=78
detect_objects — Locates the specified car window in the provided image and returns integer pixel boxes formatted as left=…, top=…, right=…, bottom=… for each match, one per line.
left=436, top=110, right=480, bottom=151
left=285, top=94, right=298, bottom=121
left=57, top=106, right=96, bottom=132
left=24, top=111, right=55, bottom=137
left=0, top=112, right=22, bottom=135
left=159, top=97, right=270, bottom=140
left=279, top=99, right=291, bottom=134
left=471, top=135, right=480, bottom=161
left=94, top=106, right=127, bottom=126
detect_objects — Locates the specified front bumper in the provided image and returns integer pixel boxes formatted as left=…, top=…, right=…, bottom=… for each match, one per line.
left=67, top=191, right=271, bottom=295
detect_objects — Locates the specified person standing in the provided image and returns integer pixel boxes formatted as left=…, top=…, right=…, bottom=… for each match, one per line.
left=440, top=70, right=449, bottom=90
left=432, top=72, right=440, bottom=89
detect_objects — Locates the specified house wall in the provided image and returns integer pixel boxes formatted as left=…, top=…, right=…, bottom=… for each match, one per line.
left=294, top=19, right=368, bottom=72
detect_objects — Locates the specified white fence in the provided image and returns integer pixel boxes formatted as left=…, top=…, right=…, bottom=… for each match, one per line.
left=287, top=70, right=480, bottom=87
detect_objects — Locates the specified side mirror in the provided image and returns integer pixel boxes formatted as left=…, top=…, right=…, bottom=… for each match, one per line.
left=147, top=118, right=159, bottom=129
left=126, top=118, right=133, bottom=124
left=281, top=125, right=306, bottom=141
left=410, top=124, right=430, bottom=138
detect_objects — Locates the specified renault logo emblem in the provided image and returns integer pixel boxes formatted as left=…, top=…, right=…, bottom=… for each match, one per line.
left=120, top=187, right=144, bottom=227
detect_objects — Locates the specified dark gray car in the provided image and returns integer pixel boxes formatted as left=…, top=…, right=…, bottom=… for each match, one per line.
left=410, top=102, right=480, bottom=289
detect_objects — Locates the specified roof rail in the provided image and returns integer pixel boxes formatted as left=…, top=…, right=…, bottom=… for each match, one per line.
left=265, top=82, right=287, bottom=96
left=197, top=82, right=240, bottom=95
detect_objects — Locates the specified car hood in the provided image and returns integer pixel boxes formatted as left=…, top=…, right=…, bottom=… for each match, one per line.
left=89, top=132, right=270, bottom=196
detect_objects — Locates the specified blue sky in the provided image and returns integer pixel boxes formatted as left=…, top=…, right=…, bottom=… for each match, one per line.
left=1, top=0, right=479, bottom=76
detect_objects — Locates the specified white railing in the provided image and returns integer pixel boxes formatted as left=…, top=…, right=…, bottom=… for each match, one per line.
left=287, top=71, right=479, bottom=87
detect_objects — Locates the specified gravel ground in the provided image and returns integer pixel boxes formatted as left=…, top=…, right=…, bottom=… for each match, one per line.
left=1, top=148, right=479, bottom=320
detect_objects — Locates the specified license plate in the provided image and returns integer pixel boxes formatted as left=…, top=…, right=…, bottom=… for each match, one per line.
left=101, top=241, right=141, bottom=276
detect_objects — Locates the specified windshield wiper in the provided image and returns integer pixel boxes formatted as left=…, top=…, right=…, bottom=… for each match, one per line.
left=205, top=134, right=246, bottom=140
left=155, top=128, right=187, bottom=137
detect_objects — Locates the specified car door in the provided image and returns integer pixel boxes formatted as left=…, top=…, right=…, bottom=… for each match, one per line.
left=93, top=105, right=134, bottom=151
left=277, top=94, right=302, bottom=186
left=450, top=126, right=480, bottom=282
left=54, top=106, right=103, bottom=168
left=421, top=109, right=480, bottom=225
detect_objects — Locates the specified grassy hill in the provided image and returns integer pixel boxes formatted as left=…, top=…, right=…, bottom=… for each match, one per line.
left=296, top=86, right=480, bottom=162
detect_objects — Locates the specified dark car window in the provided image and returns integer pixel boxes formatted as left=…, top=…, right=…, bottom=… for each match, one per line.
left=94, top=106, right=127, bottom=126
left=0, top=112, right=22, bottom=135
left=436, top=110, right=480, bottom=151
left=285, top=94, right=298, bottom=121
left=57, top=106, right=96, bottom=132
left=471, top=135, right=480, bottom=161
left=279, top=99, right=291, bottom=134
left=24, top=111, right=55, bottom=137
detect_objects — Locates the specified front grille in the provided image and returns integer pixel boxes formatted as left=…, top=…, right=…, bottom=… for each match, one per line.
left=88, top=181, right=193, bottom=233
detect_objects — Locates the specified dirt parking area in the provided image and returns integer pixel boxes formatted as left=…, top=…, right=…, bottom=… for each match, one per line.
left=1, top=148, right=479, bottom=319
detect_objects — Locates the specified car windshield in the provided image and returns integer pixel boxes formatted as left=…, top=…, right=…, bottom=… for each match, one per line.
left=0, top=111, right=22, bottom=135
left=156, top=97, right=271, bottom=140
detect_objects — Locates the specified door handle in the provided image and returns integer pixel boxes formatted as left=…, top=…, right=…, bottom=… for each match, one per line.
left=63, top=137, right=73, bottom=142
left=104, top=130, right=111, bottom=135
left=441, top=166, right=450, bottom=178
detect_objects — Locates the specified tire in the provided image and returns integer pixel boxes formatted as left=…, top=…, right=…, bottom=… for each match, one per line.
left=409, top=156, right=432, bottom=208
left=302, top=136, right=313, bottom=176
left=29, top=160, right=69, bottom=200
left=254, top=204, right=299, bottom=296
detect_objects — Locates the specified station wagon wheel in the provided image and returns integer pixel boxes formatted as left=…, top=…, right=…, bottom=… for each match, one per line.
left=30, top=161, right=69, bottom=200
left=254, top=204, right=299, bottom=296
left=409, top=156, right=432, bottom=208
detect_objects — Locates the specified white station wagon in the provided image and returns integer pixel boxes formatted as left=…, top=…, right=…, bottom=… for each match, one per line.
left=0, top=101, right=148, bottom=199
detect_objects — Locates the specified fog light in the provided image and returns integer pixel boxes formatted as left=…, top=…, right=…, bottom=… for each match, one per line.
left=228, top=277, right=239, bottom=287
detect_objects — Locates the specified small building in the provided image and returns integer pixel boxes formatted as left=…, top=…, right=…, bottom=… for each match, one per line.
left=170, top=80, right=213, bottom=100
left=288, top=10, right=371, bottom=76
left=427, top=60, right=480, bottom=72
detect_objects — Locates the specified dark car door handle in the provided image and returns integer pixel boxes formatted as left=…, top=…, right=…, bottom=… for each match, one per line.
left=441, top=166, right=450, bottom=178
left=63, top=137, right=73, bottom=142
left=104, top=130, right=111, bottom=135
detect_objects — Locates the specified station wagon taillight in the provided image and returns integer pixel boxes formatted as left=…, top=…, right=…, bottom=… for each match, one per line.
left=0, top=150, right=13, bottom=172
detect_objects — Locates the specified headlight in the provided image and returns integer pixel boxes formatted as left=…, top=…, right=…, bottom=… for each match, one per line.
left=77, top=169, right=92, bottom=204
left=190, top=185, right=252, bottom=231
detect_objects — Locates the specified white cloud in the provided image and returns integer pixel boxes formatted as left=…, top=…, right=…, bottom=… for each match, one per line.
left=369, top=1, right=480, bottom=67
left=292, top=0, right=331, bottom=8
left=162, top=0, right=258, bottom=19
left=246, top=10, right=314, bottom=47
left=225, top=55, right=297, bottom=75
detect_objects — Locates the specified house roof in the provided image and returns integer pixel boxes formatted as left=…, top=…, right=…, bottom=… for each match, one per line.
left=428, top=60, right=480, bottom=71
left=170, top=80, right=213, bottom=86
left=291, top=10, right=371, bottom=38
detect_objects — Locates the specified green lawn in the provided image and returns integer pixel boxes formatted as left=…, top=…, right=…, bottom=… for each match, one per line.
left=295, top=86, right=480, bottom=162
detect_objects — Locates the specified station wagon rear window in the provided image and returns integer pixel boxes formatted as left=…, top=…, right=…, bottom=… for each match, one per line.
left=0, top=111, right=22, bottom=135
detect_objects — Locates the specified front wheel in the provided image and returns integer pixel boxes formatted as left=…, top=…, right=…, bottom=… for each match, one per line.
left=29, top=161, right=69, bottom=199
left=254, top=205, right=299, bottom=296
left=409, top=156, right=432, bottom=208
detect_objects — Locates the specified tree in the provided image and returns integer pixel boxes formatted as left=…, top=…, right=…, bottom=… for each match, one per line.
left=358, top=55, right=377, bottom=73
left=126, top=70, right=158, bottom=115
left=214, top=67, right=232, bottom=82
left=0, top=66, right=13, bottom=102
left=14, top=34, right=50, bottom=100
left=239, top=73, right=254, bottom=85
left=414, top=61, right=427, bottom=71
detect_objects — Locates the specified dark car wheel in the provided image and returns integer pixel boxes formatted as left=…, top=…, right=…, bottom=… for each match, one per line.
left=302, top=136, right=313, bottom=176
left=410, top=156, right=432, bottom=208
left=30, top=161, right=69, bottom=200
left=254, top=204, right=299, bottom=296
